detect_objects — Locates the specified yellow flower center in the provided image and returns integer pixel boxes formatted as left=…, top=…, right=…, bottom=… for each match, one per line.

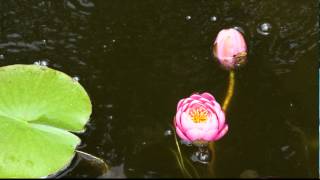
left=189, top=107, right=208, bottom=123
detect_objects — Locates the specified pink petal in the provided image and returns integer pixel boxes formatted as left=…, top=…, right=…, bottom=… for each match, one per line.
left=183, top=97, right=195, bottom=105
left=187, top=100, right=202, bottom=109
left=185, top=128, right=206, bottom=141
left=202, top=128, right=219, bottom=141
left=178, top=97, right=194, bottom=111
left=206, top=114, right=219, bottom=130
left=232, top=29, right=247, bottom=53
left=176, top=126, right=190, bottom=141
left=177, top=98, right=186, bottom=111
left=200, top=92, right=215, bottom=101
left=190, top=93, right=202, bottom=100
left=181, top=102, right=190, bottom=112
left=204, top=102, right=216, bottom=114
left=214, top=29, right=227, bottom=45
left=202, top=102, right=222, bottom=129
left=174, top=110, right=183, bottom=129
left=212, top=101, right=225, bottom=128
left=214, top=124, right=228, bottom=141
left=198, top=97, right=212, bottom=104
left=180, top=112, right=195, bottom=131
left=217, top=110, right=226, bottom=129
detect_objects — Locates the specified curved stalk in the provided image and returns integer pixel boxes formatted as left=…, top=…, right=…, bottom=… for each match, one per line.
left=173, top=130, right=186, bottom=170
left=222, top=70, right=235, bottom=112
left=170, top=148, right=192, bottom=178
left=208, top=70, right=235, bottom=177
left=171, top=123, right=200, bottom=178
left=173, top=128, right=191, bottom=177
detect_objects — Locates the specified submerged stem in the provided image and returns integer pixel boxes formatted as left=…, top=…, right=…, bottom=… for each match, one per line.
left=207, top=142, right=216, bottom=177
left=184, top=154, right=200, bottom=178
left=173, top=129, right=188, bottom=175
left=170, top=148, right=192, bottom=178
left=171, top=126, right=200, bottom=178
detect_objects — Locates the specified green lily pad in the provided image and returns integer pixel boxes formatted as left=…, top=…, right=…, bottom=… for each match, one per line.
left=0, top=64, right=92, bottom=178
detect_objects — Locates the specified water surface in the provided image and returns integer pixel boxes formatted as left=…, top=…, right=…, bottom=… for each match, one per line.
left=0, top=0, right=318, bottom=178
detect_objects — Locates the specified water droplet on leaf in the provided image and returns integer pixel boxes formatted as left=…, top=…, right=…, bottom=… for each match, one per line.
left=73, top=76, right=80, bottom=82
left=34, top=60, right=48, bottom=67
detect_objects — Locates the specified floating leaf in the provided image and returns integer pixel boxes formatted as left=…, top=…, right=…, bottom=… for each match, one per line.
left=0, top=64, right=92, bottom=178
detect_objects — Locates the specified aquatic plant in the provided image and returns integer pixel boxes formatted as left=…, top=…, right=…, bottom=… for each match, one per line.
left=0, top=64, right=106, bottom=178
left=174, top=92, right=228, bottom=144
left=213, top=28, right=247, bottom=70
left=172, top=28, right=248, bottom=178
left=173, top=93, right=228, bottom=177
left=209, top=27, right=248, bottom=176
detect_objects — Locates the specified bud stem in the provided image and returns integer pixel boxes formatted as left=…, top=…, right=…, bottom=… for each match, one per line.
left=207, top=70, right=235, bottom=177
left=222, top=70, right=235, bottom=112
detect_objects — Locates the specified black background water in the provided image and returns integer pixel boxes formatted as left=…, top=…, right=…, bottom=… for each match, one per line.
left=0, top=0, right=318, bottom=178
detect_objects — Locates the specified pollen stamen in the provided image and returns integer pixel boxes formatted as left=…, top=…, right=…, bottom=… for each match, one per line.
left=189, top=107, right=208, bottom=123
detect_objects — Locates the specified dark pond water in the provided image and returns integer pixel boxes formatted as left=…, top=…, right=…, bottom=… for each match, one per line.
left=0, top=0, right=318, bottom=178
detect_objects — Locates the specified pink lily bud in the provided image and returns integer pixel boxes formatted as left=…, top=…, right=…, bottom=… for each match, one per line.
left=213, top=28, right=247, bottom=69
left=174, top=92, right=228, bottom=145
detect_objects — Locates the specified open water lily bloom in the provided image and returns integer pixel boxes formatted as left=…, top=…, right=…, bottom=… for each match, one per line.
left=213, top=28, right=247, bottom=69
left=174, top=92, right=228, bottom=144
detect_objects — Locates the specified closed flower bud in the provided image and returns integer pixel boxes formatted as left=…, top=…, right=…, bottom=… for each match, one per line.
left=213, top=28, right=247, bottom=69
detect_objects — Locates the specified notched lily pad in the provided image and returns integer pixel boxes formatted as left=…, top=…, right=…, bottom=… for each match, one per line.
left=0, top=64, right=92, bottom=178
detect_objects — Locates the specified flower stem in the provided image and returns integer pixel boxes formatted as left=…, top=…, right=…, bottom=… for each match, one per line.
left=207, top=70, right=235, bottom=177
left=170, top=148, right=193, bottom=178
left=173, top=130, right=185, bottom=170
left=207, top=142, right=216, bottom=177
left=222, top=70, right=235, bottom=112
left=171, top=124, right=200, bottom=178
left=173, top=128, right=191, bottom=177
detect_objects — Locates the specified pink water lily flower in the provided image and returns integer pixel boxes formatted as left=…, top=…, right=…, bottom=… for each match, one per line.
left=174, top=92, right=228, bottom=144
left=213, top=28, right=247, bottom=69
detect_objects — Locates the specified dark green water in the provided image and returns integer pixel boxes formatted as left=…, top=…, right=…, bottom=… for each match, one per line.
left=0, top=0, right=318, bottom=178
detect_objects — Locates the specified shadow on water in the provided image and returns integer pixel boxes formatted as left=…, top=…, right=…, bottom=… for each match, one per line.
left=0, top=0, right=318, bottom=178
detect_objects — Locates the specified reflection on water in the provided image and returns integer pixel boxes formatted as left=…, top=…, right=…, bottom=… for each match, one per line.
left=257, top=22, right=272, bottom=36
left=0, top=0, right=318, bottom=178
